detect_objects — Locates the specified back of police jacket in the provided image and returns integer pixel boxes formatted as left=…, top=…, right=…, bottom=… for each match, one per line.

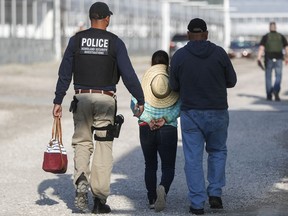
left=73, top=28, right=119, bottom=87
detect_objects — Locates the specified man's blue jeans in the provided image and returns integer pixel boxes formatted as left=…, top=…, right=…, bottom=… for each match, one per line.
left=180, top=109, right=229, bottom=209
left=139, top=125, right=178, bottom=203
left=265, top=58, right=283, bottom=96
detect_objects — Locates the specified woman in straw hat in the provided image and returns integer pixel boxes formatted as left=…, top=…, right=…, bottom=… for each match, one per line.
left=131, top=50, right=180, bottom=212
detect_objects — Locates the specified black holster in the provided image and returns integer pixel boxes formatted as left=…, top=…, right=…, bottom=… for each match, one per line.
left=91, top=114, right=124, bottom=141
left=69, top=96, right=79, bottom=113
left=113, top=114, right=124, bottom=138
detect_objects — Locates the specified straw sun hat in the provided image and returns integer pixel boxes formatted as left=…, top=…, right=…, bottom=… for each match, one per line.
left=141, top=64, right=179, bottom=108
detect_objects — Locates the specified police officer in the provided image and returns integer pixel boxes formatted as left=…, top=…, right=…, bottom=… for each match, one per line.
left=257, top=21, right=288, bottom=101
left=52, top=2, right=144, bottom=214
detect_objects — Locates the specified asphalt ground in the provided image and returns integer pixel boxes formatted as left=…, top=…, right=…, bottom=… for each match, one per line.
left=0, top=57, right=288, bottom=216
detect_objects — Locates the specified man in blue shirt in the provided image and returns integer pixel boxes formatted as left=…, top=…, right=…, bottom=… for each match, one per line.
left=52, top=2, right=144, bottom=214
left=169, top=18, right=237, bottom=215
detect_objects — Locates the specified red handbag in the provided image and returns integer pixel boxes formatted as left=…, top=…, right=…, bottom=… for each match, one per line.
left=42, top=117, right=68, bottom=174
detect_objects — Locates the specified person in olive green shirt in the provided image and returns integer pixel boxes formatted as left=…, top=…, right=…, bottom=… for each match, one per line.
left=257, top=21, right=288, bottom=101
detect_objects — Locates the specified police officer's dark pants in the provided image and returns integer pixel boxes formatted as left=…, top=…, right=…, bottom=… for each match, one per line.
left=72, top=93, right=115, bottom=203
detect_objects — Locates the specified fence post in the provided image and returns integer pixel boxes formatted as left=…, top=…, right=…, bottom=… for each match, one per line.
left=54, top=0, right=61, bottom=61
left=224, top=0, right=231, bottom=51
left=161, top=1, right=170, bottom=53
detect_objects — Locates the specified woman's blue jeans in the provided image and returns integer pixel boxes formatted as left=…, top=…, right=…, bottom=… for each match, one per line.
left=139, top=125, right=178, bottom=202
left=180, top=109, right=229, bottom=209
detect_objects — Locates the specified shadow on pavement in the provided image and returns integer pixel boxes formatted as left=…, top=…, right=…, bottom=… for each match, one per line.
left=35, top=174, right=83, bottom=213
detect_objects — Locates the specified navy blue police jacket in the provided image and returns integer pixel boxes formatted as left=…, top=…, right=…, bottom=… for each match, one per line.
left=53, top=28, right=144, bottom=106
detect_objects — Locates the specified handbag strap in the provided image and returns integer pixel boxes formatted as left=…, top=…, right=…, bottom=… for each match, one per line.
left=50, top=117, right=66, bottom=169
left=52, top=117, right=57, bottom=140
left=52, top=117, right=63, bottom=146
left=57, top=117, right=63, bottom=145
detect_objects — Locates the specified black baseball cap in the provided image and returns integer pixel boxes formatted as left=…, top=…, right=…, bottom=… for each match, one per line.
left=89, top=2, right=113, bottom=20
left=188, top=18, right=207, bottom=33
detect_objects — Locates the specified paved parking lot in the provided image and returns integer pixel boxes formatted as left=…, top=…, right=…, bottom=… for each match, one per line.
left=0, top=57, right=288, bottom=216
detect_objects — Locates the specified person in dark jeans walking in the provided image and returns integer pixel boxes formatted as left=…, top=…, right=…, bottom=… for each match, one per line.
left=131, top=50, right=180, bottom=212
left=257, top=21, right=288, bottom=101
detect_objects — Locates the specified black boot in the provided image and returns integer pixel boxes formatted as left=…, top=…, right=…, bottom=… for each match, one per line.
left=92, top=197, right=111, bottom=214
left=209, top=196, right=223, bottom=209
left=266, top=94, right=272, bottom=101
left=274, top=91, right=280, bottom=101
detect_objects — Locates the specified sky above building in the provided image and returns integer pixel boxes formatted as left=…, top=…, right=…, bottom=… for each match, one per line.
left=187, top=0, right=288, bottom=13
left=230, top=0, right=288, bottom=13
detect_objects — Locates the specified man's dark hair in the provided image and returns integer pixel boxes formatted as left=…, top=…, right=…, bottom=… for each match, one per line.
left=151, top=50, right=169, bottom=66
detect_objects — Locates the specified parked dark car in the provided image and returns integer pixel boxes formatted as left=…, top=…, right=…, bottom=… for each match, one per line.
left=228, top=40, right=259, bottom=59
left=169, top=34, right=189, bottom=57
